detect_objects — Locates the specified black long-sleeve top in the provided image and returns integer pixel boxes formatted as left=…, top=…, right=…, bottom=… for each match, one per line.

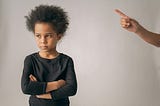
left=21, top=52, right=77, bottom=106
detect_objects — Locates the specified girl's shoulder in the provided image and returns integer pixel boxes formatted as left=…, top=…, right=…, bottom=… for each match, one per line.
left=60, top=53, right=72, bottom=59
left=25, top=52, right=74, bottom=64
left=59, top=53, right=74, bottom=61
left=59, top=53, right=74, bottom=65
left=25, top=52, right=38, bottom=58
left=24, top=52, right=39, bottom=62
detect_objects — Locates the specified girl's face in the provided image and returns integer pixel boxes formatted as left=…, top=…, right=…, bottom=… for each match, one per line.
left=34, top=22, right=61, bottom=53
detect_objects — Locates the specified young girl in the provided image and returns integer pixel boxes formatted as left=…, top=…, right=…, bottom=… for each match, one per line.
left=21, top=5, right=77, bottom=106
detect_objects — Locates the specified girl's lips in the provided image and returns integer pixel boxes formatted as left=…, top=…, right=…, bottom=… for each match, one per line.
left=40, top=46, right=48, bottom=49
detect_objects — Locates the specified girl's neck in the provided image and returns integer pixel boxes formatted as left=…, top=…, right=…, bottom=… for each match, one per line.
left=39, top=50, right=59, bottom=59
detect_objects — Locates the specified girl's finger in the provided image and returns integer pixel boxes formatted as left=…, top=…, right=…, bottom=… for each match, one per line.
left=29, top=74, right=37, bottom=81
left=32, top=76, right=37, bottom=81
left=29, top=75, right=34, bottom=81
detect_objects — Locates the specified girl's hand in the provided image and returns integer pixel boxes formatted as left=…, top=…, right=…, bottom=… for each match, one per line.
left=29, top=74, right=37, bottom=82
left=57, top=79, right=66, bottom=88
left=46, top=79, right=66, bottom=92
left=36, top=93, right=52, bottom=99
left=115, top=9, right=140, bottom=33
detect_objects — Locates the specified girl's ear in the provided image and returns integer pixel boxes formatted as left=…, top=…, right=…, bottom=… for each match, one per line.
left=57, top=34, right=63, bottom=40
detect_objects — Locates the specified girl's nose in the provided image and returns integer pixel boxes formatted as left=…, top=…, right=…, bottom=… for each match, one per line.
left=41, top=37, right=47, bottom=43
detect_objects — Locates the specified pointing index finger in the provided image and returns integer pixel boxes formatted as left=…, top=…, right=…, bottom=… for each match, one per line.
left=115, top=9, right=130, bottom=18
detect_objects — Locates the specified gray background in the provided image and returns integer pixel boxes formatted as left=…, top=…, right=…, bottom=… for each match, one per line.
left=0, top=0, right=160, bottom=106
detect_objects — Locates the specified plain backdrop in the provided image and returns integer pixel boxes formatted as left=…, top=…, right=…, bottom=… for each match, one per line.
left=0, top=0, right=160, bottom=106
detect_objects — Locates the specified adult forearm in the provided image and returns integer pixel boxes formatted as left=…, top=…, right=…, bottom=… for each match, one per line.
left=135, top=25, right=160, bottom=47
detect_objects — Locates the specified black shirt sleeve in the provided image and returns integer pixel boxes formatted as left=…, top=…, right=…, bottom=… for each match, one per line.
left=50, top=58, right=77, bottom=100
left=21, top=56, right=47, bottom=95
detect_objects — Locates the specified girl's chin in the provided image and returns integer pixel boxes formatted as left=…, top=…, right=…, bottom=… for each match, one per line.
left=40, top=50, right=49, bottom=52
left=39, top=49, right=55, bottom=53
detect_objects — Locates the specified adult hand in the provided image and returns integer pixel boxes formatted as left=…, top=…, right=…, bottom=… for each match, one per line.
left=115, top=9, right=140, bottom=33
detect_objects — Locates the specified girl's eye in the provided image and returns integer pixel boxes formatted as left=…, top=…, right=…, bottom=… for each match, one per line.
left=46, top=34, right=53, bottom=38
left=35, top=34, right=41, bottom=38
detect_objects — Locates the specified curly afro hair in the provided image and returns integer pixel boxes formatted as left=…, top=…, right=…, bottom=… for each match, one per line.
left=25, top=5, right=69, bottom=35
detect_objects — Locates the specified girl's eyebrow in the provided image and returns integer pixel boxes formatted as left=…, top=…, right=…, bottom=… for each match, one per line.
left=45, top=32, right=57, bottom=35
left=45, top=32, right=53, bottom=34
left=35, top=32, right=40, bottom=34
